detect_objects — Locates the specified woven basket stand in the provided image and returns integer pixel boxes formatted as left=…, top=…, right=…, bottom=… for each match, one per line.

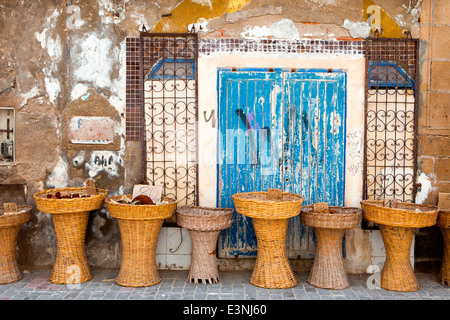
left=33, top=187, right=107, bottom=284
left=300, top=205, right=362, bottom=290
left=105, top=195, right=176, bottom=287
left=437, top=210, right=450, bottom=286
left=176, top=206, right=233, bottom=284
left=0, top=206, right=32, bottom=285
left=361, top=200, right=439, bottom=292
left=232, top=191, right=304, bottom=289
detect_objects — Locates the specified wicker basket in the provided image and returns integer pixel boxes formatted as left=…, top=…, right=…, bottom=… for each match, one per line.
left=106, top=195, right=176, bottom=287
left=0, top=206, right=31, bottom=285
left=300, top=205, right=361, bottom=290
left=33, top=187, right=107, bottom=284
left=361, top=200, right=439, bottom=228
left=232, top=191, right=304, bottom=289
left=437, top=210, right=450, bottom=286
left=300, top=205, right=362, bottom=229
left=232, top=192, right=304, bottom=220
left=177, top=206, right=233, bottom=284
left=361, top=200, right=439, bottom=292
left=33, top=187, right=108, bottom=214
left=177, top=206, right=234, bottom=231
left=106, top=195, right=177, bottom=220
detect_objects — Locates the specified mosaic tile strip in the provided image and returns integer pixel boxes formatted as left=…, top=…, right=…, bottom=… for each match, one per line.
left=198, top=38, right=365, bottom=56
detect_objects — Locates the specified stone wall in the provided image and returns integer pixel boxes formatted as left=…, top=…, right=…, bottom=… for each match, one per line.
left=415, top=0, right=450, bottom=272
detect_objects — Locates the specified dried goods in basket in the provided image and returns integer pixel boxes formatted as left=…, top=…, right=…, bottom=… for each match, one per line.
left=106, top=195, right=176, bottom=287
left=33, top=187, right=107, bottom=284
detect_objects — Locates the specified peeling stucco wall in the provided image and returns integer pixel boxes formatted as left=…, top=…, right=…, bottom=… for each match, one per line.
left=0, top=0, right=424, bottom=271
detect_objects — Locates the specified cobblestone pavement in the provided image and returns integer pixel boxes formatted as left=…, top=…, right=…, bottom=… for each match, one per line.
left=0, top=269, right=449, bottom=301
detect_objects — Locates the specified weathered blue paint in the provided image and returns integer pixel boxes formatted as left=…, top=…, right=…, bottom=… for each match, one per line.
left=283, top=71, right=347, bottom=258
left=368, top=61, right=415, bottom=89
left=217, top=69, right=346, bottom=258
left=147, top=58, right=196, bottom=80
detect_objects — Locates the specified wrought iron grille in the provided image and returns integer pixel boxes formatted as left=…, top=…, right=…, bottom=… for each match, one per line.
left=363, top=38, right=419, bottom=227
left=140, top=33, right=199, bottom=219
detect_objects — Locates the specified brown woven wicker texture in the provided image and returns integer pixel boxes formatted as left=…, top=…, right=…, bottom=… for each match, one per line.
left=232, top=191, right=304, bottom=220
left=176, top=206, right=233, bottom=284
left=437, top=210, right=450, bottom=286
left=0, top=206, right=31, bottom=285
left=33, top=187, right=108, bottom=213
left=361, top=200, right=439, bottom=228
left=232, top=191, right=304, bottom=289
left=361, top=200, right=439, bottom=292
left=106, top=195, right=176, bottom=287
left=33, top=187, right=107, bottom=284
left=300, top=205, right=361, bottom=289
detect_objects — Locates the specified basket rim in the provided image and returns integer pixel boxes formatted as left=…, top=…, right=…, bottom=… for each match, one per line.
left=232, top=191, right=304, bottom=203
left=301, top=205, right=362, bottom=213
left=33, top=187, right=108, bottom=200
left=360, top=200, right=439, bottom=214
left=300, top=205, right=362, bottom=229
left=105, top=194, right=176, bottom=206
left=105, top=194, right=177, bottom=220
left=0, top=204, right=32, bottom=214
left=176, top=205, right=234, bottom=216
left=361, top=200, right=439, bottom=228
left=0, top=206, right=32, bottom=227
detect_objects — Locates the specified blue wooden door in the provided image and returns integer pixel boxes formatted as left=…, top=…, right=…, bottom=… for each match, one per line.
left=283, top=71, right=347, bottom=258
left=217, top=69, right=346, bottom=258
left=217, top=70, right=284, bottom=257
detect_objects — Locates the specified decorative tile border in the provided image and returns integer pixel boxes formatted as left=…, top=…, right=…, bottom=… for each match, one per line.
left=126, top=37, right=365, bottom=140
left=198, top=38, right=364, bottom=56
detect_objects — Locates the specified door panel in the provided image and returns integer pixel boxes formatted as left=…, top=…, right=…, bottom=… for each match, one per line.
left=218, top=70, right=283, bottom=258
left=217, top=69, right=346, bottom=259
left=283, top=72, right=346, bottom=258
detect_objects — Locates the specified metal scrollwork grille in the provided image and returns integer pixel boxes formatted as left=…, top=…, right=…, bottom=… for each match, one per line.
left=363, top=39, right=419, bottom=217
left=140, top=33, right=199, bottom=219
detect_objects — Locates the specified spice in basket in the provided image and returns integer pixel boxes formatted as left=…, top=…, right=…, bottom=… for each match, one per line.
left=109, top=194, right=171, bottom=206
left=131, top=195, right=155, bottom=205
left=44, top=192, right=91, bottom=199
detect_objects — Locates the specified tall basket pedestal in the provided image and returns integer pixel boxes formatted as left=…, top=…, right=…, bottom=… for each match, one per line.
left=106, top=195, right=176, bottom=287
left=177, top=206, right=233, bottom=284
left=33, top=187, right=107, bottom=284
left=361, top=200, right=439, bottom=292
left=232, top=192, right=303, bottom=289
left=300, top=206, right=361, bottom=289
left=0, top=206, right=31, bottom=284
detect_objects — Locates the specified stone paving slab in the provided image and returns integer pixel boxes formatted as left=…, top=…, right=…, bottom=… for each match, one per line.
left=0, top=268, right=448, bottom=300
